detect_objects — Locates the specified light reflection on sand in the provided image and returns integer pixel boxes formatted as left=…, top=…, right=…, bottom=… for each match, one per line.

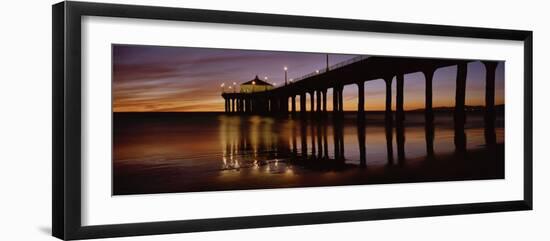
left=113, top=112, right=504, bottom=195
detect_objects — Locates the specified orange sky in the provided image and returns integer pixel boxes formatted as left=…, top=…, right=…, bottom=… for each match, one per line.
left=113, top=45, right=504, bottom=112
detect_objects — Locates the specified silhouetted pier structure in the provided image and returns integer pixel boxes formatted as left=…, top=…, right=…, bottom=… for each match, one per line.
left=222, top=55, right=500, bottom=161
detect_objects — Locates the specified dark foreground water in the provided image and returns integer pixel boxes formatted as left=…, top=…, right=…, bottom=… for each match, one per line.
left=113, top=112, right=504, bottom=195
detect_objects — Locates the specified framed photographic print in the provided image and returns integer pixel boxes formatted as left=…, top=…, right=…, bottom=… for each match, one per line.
left=52, top=1, right=533, bottom=240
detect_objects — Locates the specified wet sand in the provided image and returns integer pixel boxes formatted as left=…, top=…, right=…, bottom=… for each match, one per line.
left=114, top=144, right=503, bottom=195
left=113, top=112, right=504, bottom=195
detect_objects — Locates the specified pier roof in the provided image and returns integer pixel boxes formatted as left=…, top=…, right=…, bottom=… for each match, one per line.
left=241, top=75, right=273, bottom=86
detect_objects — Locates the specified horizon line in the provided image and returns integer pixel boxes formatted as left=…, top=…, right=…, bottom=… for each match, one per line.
left=113, top=104, right=504, bottom=113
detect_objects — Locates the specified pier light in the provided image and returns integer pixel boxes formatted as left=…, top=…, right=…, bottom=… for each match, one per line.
left=220, top=83, right=225, bottom=87
left=316, top=69, right=320, bottom=73
left=252, top=81, right=256, bottom=85
left=284, top=66, right=288, bottom=85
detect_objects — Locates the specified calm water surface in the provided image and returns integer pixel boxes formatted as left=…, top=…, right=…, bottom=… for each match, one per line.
left=113, top=112, right=504, bottom=195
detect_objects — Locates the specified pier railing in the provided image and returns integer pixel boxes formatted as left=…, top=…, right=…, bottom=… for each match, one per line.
left=288, top=55, right=369, bottom=85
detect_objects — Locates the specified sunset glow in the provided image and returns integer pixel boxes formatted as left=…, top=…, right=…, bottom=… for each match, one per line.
left=113, top=45, right=504, bottom=112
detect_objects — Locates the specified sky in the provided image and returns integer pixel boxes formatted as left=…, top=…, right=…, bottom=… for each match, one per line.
left=112, top=45, right=504, bottom=112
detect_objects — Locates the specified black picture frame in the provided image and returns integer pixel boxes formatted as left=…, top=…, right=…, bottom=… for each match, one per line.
left=52, top=1, right=533, bottom=240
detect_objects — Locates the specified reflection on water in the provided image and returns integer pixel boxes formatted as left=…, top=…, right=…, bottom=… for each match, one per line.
left=113, top=112, right=504, bottom=195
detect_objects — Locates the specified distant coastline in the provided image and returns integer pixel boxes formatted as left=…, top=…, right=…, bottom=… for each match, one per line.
left=408, top=104, right=505, bottom=113
left=113, top=104, right=504, bottom=114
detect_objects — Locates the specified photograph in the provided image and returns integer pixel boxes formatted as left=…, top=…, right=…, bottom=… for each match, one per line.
left=0, top=0, right=542, bottom=240
left=112, top=44, right=505, bottom=195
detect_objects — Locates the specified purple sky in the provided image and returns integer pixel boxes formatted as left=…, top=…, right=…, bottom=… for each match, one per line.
left=113, top=44, right=504, bottom=112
